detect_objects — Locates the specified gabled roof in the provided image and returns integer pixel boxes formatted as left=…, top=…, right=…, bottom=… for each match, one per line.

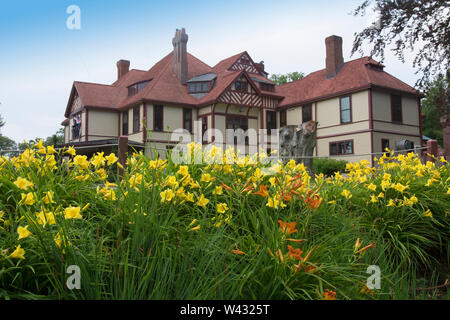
left=277, top=57, right=420, bottom=107
left=63, top=49, right=420, bottom=123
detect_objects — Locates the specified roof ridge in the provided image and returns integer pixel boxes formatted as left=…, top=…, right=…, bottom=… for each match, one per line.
left=75, top=81, right=114, bottom=87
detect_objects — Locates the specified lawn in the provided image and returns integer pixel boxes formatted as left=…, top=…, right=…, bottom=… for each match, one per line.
left=0, top=141, right=448, bottom=299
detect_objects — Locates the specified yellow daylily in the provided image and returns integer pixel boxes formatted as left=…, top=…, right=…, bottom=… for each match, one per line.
left=9, top=245, right=25, bottom=260
left=17, top=225, right=32, bottom=240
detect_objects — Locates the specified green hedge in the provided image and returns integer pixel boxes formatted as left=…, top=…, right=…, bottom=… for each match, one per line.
left=313, top=158, right=347, bottom=176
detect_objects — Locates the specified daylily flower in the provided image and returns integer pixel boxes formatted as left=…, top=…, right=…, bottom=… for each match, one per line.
left=65, top=146, right=76, bottom=156
left=231, top=243, right=245, bottom=255
left=14, top=177, right=34, bottom=190
left=196, top=194, right=209, bottom=208
left=160, top=189, right=175, bottom=203
left=9, top=245, right=25, bottom=260
left=217, top=203, right=229, bottom=214
left=253, top=185, right=268, bottom=197
left=17, top=225, right=32, bottom=240
left=64, top=206, right=82, bottom=219
left=105, top=153, right=118, bottom=165
left=341, top=189, right=352, bottom=199
left=21, top=192, right=35, bottom=205
left=278, top=220, right=298, bottom=235
left=323, top=289, right=337, bottom=300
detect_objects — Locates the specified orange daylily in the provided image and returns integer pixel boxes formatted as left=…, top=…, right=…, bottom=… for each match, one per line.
left=305, top=194, right=323, bottom=209
left=231, top=243, right=245, bottom=255
left=287, top=245, right=303, bottom=261
left=278, top=249, right=284, bottom=262
left=221, top=183, right=233, bottom=191
left=253, top=185, right=269, bottom=197
left=278, top=220, right=298, bottom=235
left=323, top=289, right=337, bottom=300
left=286, top=238, right=305, bottom=243
left=355, top=242, right=375, bottom=254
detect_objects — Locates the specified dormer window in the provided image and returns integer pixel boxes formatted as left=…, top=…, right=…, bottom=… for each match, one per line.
left=128, top=80, right=150, bottom=97
left=235, top=81, right=247, bottom=92
left=260, top=82, right=275, bottom=92
left=187, top=73, right=217, bottom=95
left=189, top=82, right=210, bottom=93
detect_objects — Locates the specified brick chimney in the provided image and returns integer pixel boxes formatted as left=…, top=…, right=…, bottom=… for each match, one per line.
left=172, top=28, right=188, bottom=85
left=325, top=35, right=344, bottom=79
left=117, top=59, right=130, bottom=80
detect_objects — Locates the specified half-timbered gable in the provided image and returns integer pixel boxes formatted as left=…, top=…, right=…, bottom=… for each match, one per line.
left=229, top=52, right=262, bottom=75
left=218, top=72, right=280, bottom=109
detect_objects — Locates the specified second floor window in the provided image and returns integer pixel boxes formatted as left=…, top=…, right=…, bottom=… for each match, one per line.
left=188, top=82, right=210, bottom=93
left=266, top=111, right=277, bottom=134
left=122, top=111, right=128, bottom=135
left=183, top=108, right=192, bottom=133
left=133, top=107, right=140, bottom=133
left=154, top=105, right=163, bottom=131
left=391, top=94, right=402, bottom=123
left=340, top=96, right=351, bottom=124
left=302, top=104, right=312, bottom=123
left=235, top=81, right=247, bottom=92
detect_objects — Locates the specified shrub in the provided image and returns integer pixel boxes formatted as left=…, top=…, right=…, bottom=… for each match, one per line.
left=313, top=158, right=347, bottom=176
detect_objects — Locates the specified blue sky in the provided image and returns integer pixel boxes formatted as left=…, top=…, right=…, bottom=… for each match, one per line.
left=0, top=0, right=420, bottom=143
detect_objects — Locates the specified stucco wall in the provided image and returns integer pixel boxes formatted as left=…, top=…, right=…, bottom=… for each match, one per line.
left=372, top=132, right=421, bottom=154
left=316, top=131, right=372, bottom=164
left=88, top=110, right=119, bottom=140
left=372, top=90, right=420, bottom=125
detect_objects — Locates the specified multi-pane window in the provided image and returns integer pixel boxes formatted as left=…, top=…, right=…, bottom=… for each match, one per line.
left=183, top=108, right=192, bottom=133
left=340, top=96, right=351, bottom=123
left=235, top=81, right=247, bottom=92
left=260, top=82, right=275, bottom=92
left=188, top=82, right=210, bottom=93
left=266, top=111, right=277, bottom=134
left=133, top=107, right=140, bottom=133
left=226, top=116, right=249, bottom=145
left=329, top=140, right=353, bottom=155
left=302, top=104, right=312, bottom=123
left=391, top=94, right=402, bottom=123
left=280, top=110, right=287, bottom=127
left=226, top=116, right=248, bottom=131
left=122, top=111, right=128, bottom=135
left=154, top=105, right=163, bottom=132
left=128, top=81, right=149, bottom=97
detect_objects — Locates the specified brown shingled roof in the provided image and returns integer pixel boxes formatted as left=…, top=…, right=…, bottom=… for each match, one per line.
left=277, top=57, right=420, bottom=107
left=64, top=50, right=420, bottom=120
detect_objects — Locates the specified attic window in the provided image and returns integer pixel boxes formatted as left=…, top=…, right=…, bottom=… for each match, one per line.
left=189, top=81, right=210, bottom=93
left=128, top=80, right=150, bottom=96
left=235, top=81, right=247, bottom=92
left=260, top=82, right=274, bottom=92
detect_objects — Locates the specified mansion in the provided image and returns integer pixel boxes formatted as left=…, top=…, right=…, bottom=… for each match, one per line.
left=62, top=28, right=422, bottom=165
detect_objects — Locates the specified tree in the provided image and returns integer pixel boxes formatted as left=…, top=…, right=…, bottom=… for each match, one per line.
left=352, top=0, right=449, bottom=89
left=0, top=112, right=17, bottom=152
left=45, top=128, right=64, bottom=147
left=270, top=72, right=305, bottom=85
left=18, top=128, right=65, bottom=151
left=421, top=72, right=449, bottom=146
